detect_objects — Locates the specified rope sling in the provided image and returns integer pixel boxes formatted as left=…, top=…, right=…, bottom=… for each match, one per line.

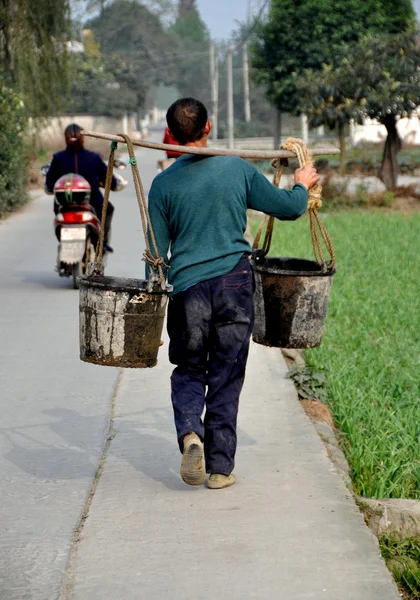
left=93, top=134, right=168, bottom=289
left=252, top=138, right=336, bottom=271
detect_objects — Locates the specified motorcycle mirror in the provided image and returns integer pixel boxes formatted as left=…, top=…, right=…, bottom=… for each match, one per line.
left=40, top=164, right=50, bottom=176
left=114, top=159, right=126, bottom=170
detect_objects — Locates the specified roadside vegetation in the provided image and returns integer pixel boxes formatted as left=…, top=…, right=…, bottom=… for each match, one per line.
left=253, top=209, right=420, bottom=500
left=0, top=0, right=70, bottom=217
left=380, top=536, right=420, bottom=599
left=251, top=206, right=420, bottom=598
left=0, top=84, right=28, bottom=216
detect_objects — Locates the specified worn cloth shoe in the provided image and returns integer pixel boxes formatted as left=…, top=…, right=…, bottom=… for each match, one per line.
left=207, top=474, right=236, bottom=489
left=180, top=433, right=205, bottom=486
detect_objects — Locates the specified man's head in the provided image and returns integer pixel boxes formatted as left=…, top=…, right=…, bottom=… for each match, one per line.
left=65, top=123, right=84, bottom=152
left=166, top=98, right=211, bottom=145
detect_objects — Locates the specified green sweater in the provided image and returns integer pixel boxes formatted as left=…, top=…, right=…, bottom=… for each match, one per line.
left=147, top=154, right=308, bottom=295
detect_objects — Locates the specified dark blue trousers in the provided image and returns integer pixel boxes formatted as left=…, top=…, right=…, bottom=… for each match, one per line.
left=167, top=255, right=255, bottom=475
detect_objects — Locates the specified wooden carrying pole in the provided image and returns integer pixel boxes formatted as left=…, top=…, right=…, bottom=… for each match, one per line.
left=82, top=130, right=339, bottom=161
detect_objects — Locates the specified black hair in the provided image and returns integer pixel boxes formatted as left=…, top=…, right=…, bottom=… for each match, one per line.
left=166, top=98, right=208, bottom=145
left=65, top=123, right=83, bottom=138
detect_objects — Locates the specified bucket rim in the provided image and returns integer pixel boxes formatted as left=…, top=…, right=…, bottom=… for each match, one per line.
left=252, top=256, right=336, bottom=277
left=78, top=275, right=167, bottom=294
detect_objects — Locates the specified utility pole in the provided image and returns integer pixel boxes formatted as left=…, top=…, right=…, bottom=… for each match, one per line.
left=242, top=41, right=251, bottom=123
left=227, top=42, right=234, bottom=149
left=274, top=110, right=281, bottom=149
left=209, top=41, right=218, bottom=141
left=301, top=114, right=308, bottom=144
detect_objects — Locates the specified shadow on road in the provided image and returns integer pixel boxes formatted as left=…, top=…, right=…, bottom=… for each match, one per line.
left=1, top=402, right=257, bottom=488
left=18, top=270, right=77, bottom=290
left=1, top=408, right=106, bottom=480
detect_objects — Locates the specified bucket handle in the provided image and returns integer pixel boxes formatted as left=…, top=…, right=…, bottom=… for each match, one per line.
left=252, top=138, right=336, bottom=272
left=93, top=136, right=168, bottom=290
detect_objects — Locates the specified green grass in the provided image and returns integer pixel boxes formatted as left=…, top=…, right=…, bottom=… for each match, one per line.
left=251, top=211, right=420, bottom=500
left=380, top=536, right=420, bottom=599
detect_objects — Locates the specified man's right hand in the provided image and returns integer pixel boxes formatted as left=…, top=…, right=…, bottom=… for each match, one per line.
left=294, top=164, right=320, bottom=190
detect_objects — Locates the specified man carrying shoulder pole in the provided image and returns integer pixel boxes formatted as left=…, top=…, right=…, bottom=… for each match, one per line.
left=148, top=98, right=320, bottom=489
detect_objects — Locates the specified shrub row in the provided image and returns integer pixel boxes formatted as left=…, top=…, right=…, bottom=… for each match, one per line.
left=0, top=80, right=28, bottom=217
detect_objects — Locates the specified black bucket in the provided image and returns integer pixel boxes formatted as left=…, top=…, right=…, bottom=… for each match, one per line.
left=252, top=256, right=335, bottom=349
left=79, top=275, right=168, bottom=368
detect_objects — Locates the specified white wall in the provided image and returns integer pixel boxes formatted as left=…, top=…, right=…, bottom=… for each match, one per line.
left=352, top=113, right=420, bottom=145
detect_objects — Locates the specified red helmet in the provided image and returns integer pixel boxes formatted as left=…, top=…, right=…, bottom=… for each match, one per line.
left=54, top=173, right=91, bottom=206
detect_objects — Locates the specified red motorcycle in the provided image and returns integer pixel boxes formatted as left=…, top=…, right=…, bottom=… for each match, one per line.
left=41, top=165, right=127, bottom=288
left=53, top=173, right=101, bottom=288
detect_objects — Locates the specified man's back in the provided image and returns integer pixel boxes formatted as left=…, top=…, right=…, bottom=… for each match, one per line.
left=148, top=154, right=307, bottom=295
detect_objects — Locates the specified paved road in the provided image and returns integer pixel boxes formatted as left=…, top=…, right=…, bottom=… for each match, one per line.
left=0, top=134, right=400, bottom=599
left=0, top=137, right=162, bottom=599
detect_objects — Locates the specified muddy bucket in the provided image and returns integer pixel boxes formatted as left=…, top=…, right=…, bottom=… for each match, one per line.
left=79, top=275, right=168, bottom=368
left=252, top=256, right=335, bottom=349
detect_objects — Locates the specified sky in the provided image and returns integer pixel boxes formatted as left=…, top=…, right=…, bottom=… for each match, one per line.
left=196, top=0, right=253, bottom=41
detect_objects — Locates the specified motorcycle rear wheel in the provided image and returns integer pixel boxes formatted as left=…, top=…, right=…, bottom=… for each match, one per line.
left=72, top=262, right=81, bottom=289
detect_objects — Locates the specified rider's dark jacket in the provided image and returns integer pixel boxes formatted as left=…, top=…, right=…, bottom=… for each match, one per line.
left=46, top=147, right=117, bottom=212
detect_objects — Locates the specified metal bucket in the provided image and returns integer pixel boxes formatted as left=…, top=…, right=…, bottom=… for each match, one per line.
left=252, top=256, right=335, bottom=349
left=79, top=275, right=168, bottom=368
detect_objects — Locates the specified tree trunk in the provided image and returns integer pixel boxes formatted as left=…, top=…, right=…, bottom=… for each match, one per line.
left=274, top=110, right=281, bottom=149
left=338, top=122, right=346, bottom=175
left=136, top=99, right=146, bottom=132
left=136, top=106, right=142, bottom=132
left=0, top=12, right=12, bottom=76
left=380, top=114, right=401, bottom=190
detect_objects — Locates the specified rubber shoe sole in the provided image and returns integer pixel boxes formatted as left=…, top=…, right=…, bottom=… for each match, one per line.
left=208, top=474, right=236, bottom=489
left=180, top=436, right=205, bottom=486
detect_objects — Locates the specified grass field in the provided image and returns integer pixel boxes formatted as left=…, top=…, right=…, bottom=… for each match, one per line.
left=251, top=210, right=420, bottom=500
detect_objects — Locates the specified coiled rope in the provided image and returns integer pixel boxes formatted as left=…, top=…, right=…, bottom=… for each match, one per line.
left=252, top=138, right=336, bottom=271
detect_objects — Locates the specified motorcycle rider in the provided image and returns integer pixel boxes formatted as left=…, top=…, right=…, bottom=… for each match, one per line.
left=45, top=123, right=118, bottom=252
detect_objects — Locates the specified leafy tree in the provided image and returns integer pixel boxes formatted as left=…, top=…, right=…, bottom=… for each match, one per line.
left=65, top=51, right=137, bottom=118
left=85, top=0, right=176, bottom=19
left=298, top=31, right=420, bottom=188
left=86, top=0, right=112, bottom=17
left=0, top=0, right=71, bottom=117
left=0, top=80, right=27, bottom=216
left=178, top=0, right=196, bottom=18
left=347, top=33, right=419, bottom=189
left=379, top=0, right=416, bottom=33
left=296, top=62, right=365, bottom=172
left=168, top=0, right=211, bottom=105
left=88, top=0, right=171, bottom=127
left=253, top=0, right=386, bottom=115
left=0, top=0, right=71, bottom=214
left=252, top=0, right=416, bottom=147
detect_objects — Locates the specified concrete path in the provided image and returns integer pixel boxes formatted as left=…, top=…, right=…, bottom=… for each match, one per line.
left=68, top=342, right=400, bottom=600
left=0, top=130, right=400, bottom=599
left=0, top=191, right=118, bottom=599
